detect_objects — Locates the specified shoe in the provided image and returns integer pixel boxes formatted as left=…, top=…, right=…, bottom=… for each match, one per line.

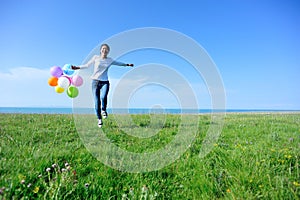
left=98, top=119, right=103, bottom=128
left=102, top=111, right=108, bottom=119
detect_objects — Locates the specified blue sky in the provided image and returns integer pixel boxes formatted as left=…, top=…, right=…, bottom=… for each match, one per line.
left=0, top=0, right=299, bottom=109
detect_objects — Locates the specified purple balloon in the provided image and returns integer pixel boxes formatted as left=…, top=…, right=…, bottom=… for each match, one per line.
left=50, top=66, right=63, bottom=78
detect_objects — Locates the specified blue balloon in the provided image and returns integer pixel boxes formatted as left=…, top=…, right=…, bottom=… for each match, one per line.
left=62, top=64, right=75, bottom=77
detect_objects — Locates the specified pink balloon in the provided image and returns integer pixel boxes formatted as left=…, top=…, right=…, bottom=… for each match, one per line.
left=50, top=66, right=63, bottom=78
left=72, top=75, right=83, bottom=87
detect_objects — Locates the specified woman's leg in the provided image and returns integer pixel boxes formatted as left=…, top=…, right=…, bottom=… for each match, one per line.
left=92, top=80, right=102, bottom=120
left=100, top=81, right=110, bottom=113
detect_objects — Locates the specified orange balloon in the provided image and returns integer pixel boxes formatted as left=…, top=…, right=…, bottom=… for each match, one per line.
left=48, top=76, right=58, bottom=86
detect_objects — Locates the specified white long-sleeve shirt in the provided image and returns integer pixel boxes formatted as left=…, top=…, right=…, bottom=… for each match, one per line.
left=79, top=55, right=126, bottom=81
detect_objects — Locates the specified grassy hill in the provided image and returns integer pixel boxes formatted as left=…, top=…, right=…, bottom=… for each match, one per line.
left=0, top=113, right=299, bottom=199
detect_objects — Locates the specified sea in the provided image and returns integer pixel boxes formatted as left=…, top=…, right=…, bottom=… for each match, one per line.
left=0, top=107, right=299, bottom=114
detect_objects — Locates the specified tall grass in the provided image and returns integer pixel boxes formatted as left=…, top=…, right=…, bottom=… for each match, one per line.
left=0, top=113, right=299, bottom=199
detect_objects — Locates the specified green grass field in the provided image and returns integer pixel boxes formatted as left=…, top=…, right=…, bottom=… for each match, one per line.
left=0, top=113, right=299, bottom=199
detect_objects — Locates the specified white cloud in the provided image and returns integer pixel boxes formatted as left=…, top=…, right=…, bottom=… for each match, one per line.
left=108, top=76, right=212, bottom=109
left=0, top=67, right=72, bottom=107
left=0, top=66, right=215, bottom=109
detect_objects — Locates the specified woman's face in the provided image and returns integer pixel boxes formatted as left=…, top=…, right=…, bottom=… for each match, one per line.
left=100, top=45, right=110, bottom=57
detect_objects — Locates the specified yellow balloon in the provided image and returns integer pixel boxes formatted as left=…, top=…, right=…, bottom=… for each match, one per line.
left=55, top=86, right=64, bottom=93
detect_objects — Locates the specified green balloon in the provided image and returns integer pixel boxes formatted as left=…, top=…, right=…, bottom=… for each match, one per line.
left=67, top=86, right=79, bottom=98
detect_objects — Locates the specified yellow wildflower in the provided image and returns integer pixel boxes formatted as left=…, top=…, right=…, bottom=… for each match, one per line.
left=293, top=181, right=300, bottom=187
left=284, top=155, right=292, bottom=159
left=33, top=186, right=39, bottom=193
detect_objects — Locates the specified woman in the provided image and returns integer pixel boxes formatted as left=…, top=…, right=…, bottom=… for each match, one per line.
left=72, top=44, right=134, bottom=127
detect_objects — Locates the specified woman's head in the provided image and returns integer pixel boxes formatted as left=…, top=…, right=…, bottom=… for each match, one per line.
left=100, top=44, right=110, bottom=58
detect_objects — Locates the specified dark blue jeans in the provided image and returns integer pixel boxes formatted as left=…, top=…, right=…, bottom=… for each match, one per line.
left=92, top=80, right=110, bottom=119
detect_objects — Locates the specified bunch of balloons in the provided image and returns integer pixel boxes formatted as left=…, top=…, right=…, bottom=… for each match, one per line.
left=48, top=64, right=83, bottom=98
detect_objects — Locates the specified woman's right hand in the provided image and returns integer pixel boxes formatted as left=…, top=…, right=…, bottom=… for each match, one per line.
left=71, top=65, right=80, bottom=70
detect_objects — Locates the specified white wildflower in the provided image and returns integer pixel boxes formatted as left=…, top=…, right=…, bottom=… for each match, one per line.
left=52, top=163, right=58, bottom=168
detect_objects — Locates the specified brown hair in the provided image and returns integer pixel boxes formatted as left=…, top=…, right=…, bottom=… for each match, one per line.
left=100, top=43, right=110, bottom=52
